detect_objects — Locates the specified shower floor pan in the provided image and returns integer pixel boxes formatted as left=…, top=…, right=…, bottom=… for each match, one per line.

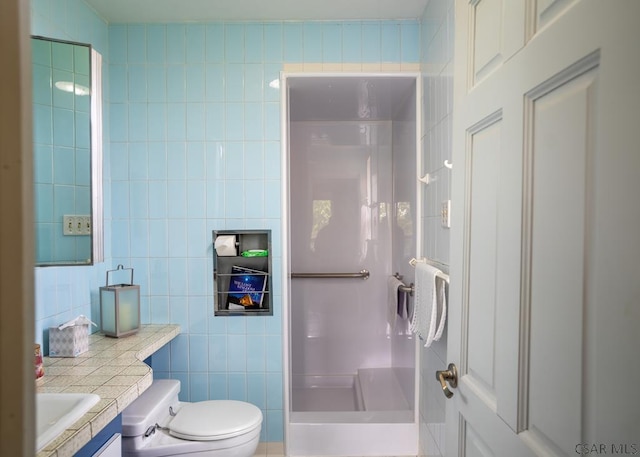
left=292, top=367, right=412, bottom=417
left=289, top=368, right=416, bottom=456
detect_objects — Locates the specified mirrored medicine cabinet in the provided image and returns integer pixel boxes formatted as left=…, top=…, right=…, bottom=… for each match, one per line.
left=31, top=36, right=103, bottom=266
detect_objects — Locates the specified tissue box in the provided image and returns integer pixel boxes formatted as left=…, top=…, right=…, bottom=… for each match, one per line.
left=48, top=324, right=90, bottom=357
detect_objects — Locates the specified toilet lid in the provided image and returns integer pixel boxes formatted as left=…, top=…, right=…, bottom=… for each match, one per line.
left=169, top=400, right=263, bottom=441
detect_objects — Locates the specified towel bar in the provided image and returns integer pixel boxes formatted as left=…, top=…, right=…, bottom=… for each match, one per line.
left=398, top=283, right=414, bottom=295
left=393, top=273, right=414, bottom=296
left=409, top=258, right=450, bottom=283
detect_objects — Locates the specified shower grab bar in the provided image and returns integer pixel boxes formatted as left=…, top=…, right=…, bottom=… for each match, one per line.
left=291, top=269, right=370, bottom=280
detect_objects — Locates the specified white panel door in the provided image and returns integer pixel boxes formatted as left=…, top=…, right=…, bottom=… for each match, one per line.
left=446, top=1, right=640, bottom=455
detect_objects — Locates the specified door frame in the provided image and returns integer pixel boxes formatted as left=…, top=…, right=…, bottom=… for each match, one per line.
left=0, top=0, right=36, bottom=455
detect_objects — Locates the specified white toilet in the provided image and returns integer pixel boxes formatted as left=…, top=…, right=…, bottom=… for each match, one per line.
left=121, top=379, right=263, bottom=457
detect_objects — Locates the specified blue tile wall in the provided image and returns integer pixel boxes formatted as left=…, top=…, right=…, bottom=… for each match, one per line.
left=31, top=0, right=110, bottom=351
left=31, top=1, right=420, bottom=443
left=108, top=19, right=418, bottom=441
left=418, top=1, right=454, bottom=455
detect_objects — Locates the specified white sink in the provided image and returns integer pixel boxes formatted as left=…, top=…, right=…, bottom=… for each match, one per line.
left=36, top=392, right=100, bottom=452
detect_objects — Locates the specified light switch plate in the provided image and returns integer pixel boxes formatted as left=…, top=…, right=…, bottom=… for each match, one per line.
left=63, top=215, right=91, bottom=235
left=441, top=200, right=451, bottom=228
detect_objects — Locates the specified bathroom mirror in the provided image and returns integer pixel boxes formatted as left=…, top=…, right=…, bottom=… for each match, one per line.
left=32, top=36, right=103, bottom=265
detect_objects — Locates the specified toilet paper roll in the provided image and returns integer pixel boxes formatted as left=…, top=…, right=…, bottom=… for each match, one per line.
left=215, top=235, right=237, bottom=256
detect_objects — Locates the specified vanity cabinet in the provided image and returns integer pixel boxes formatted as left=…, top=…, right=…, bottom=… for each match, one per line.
left=213, top=230, right=272, bottom=316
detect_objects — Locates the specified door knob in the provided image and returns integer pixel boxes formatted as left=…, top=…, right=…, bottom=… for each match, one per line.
left=435, top=363, right=458, bottom=398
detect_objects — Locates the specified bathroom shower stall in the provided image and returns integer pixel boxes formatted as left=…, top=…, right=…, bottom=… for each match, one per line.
left=283, top=75, right=420, bottom=456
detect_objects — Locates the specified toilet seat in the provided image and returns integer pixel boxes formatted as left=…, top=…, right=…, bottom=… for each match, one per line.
left=169, top=400, right=263, bottom=441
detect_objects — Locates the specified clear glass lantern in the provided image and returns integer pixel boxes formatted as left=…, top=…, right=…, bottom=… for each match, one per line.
left=100, top=264, right=140, bottom=337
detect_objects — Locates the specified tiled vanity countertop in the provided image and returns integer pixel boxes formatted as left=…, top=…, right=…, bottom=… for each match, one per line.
left=36, top=324, right=180, bottom=457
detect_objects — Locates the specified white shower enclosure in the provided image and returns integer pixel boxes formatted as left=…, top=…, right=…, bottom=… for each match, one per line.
left=282, top=75, right=420, bottom=456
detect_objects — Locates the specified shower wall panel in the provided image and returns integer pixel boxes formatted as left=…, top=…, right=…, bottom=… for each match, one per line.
left=290, top=121, right=393, bottom=379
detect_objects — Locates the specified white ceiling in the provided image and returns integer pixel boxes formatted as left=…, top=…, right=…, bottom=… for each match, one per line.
left=84, top=0, right=429, bottom=23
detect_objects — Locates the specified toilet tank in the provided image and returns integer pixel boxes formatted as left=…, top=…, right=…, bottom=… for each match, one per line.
left=122, top=379, right=181, bottom=437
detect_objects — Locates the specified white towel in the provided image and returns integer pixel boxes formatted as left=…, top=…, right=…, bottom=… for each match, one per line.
left=433, top=277, right=447, bottom=341
left=410, top=263, right=447, bottom=347
left=387, top=276, right=405, bottom=327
